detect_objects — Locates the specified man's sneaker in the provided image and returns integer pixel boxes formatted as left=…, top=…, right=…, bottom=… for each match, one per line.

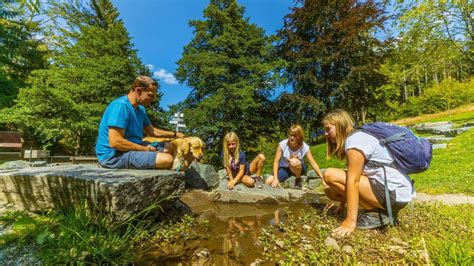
left=356, top=210, right=391, bottom=230
left=254, top=175, right=263, bottom=189
left=294, top=178, right=303, bottom=190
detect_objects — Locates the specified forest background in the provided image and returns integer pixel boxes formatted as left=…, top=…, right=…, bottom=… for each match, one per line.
left=0, top=0, right=472, bottom=167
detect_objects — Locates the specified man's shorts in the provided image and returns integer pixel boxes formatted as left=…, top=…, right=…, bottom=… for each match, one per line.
left=369, top=178, right=408, bottom=214
left=99, top=151, right=158, bottom=169
left=277, top=163, right=307, bottom=182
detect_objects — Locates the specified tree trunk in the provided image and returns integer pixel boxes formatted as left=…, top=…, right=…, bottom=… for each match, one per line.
left=403, top=76, right=407, bottom=100
left=361, top=108, right=366, bottom=125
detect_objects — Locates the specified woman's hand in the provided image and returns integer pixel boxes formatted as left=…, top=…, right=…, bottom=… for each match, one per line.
left=271, top=177, right=280, bottom=188
left=332, top=219, right=356, bottom=238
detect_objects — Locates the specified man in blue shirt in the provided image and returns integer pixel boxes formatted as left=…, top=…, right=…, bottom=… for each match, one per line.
left=96, top=76, right=184, bottom=169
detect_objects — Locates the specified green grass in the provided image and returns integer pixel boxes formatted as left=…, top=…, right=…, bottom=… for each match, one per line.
left=411, top=128, right=474, bottom=195
left=259, top=203, right=473, bottom=264
left=392, top=103, right=474, bottom=126
left=419, top=111, right=474, bottom=125
left=0, top=202, right=196, bottom=264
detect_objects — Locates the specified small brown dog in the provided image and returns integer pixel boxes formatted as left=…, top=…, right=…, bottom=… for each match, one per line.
left=143, top=136, right=205, bottom=171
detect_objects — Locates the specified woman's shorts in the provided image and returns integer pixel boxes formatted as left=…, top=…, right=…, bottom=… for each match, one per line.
left=369, top=178, right=408, bottom=214
left=277, top=164, right=307, bottom=182
left=99, top=151, right=157, bottom=169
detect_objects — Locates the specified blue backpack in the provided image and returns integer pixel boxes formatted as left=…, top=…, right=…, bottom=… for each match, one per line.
left=359, top=122, right=433, bottom=175
left=358, top=122, right=433, bottom=225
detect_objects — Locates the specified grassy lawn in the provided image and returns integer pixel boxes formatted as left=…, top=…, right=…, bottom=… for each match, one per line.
left=411, top=128, right=474, bottom=195
left=260, top=203, right=473, bottom=264
left=392, top=103, right=474, bottom=126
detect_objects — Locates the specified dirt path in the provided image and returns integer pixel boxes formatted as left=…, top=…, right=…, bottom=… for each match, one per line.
left=414, top=192, right=473, bottom=205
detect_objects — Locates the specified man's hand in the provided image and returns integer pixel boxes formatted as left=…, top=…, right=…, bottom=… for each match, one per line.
left=176, top=132, right=185, bottom=138
left=145, top=145, right=157, bottom=151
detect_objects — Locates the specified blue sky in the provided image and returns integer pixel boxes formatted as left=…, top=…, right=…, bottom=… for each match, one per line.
left=112, top=0, right=294, bottom=110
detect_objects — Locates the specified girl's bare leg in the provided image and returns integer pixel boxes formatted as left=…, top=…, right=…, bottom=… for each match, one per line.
left=322, top=168, right=383, bottom=210
left=249, top=153, right=265, bottom=176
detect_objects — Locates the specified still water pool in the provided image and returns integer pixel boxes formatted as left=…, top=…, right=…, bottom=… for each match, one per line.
left=138, top=190, right=330, bottom=265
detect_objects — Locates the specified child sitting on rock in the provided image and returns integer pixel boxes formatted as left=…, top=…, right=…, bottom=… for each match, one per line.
left=265, top=125, right=323, bottom=189
left=223, top=132, right=265, bottom=190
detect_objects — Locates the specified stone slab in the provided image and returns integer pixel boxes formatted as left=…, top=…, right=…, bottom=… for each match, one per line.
left=424, top=136, right=453, bottom=144
left=432, top=143, right=448, bottom=150
left=0, top=164, right=185, bottom=220
left=211, top=179, right=290, bottom=204
left=412, top=121, right=452, bottom=128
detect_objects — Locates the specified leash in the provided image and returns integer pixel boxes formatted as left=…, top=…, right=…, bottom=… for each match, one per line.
left=175, top=161, right=183, bottom=172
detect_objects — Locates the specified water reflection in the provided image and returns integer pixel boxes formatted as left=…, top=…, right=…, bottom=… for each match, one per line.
left=139, top=191, right=324, bottom=265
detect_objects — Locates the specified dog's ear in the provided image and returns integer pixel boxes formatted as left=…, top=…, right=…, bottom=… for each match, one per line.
left=182, top=139, right=190, bottom=155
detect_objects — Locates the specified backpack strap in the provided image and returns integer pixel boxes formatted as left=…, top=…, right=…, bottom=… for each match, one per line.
left=380, top=132, right=406, bottom=144
left=381, top=165, right=395, bottom=225
left=366, top=161, right=395, bottom=225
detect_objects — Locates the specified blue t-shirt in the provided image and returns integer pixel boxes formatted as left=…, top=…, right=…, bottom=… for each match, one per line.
left=95, top=95, right=151, bottom=161
left=229, top=151, right=249, bottom=176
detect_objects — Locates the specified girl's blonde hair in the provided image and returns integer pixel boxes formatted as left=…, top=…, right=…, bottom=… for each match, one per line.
left=288, top=124, right=304, bottom=147
left=322, top=109, right=355, bottom=160
left=223, top=132, right=240, bottom=168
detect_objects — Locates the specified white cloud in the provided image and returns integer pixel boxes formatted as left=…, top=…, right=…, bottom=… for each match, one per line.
left=146, top=64, right=155, bottom=71
left=153, top=69, right=178, bottom=85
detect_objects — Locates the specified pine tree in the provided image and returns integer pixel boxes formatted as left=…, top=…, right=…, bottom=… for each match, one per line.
left=176, top=0, right=284, bottom=165
left=2, top=0, right=152, bottom=154
left=0, top=0, right=46, bottom=109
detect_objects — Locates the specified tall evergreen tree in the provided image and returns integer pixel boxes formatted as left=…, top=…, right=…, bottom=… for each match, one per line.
left=2, top=0, right=152, bottom=154
left=277, top=0, right=389, bottom=123
left=176, top=0, right=284, bottom=165
left=0, top=0, right=46, bottom=109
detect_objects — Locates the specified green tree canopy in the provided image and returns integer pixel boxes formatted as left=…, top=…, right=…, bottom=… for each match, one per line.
left=1, top=0, right=152, bottom=154
left=0, top=0, right=46, bottom=109
left=277, top=0, right=389, bottom=123
left=176, top=0, right=285, bottom=165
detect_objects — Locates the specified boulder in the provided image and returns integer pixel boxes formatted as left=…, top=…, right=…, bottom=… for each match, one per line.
left=217, top=169, right=226, bottom=180
left=184, top=162, right=220, bottom=189
left=307, top=170, right=320, bottom=179
left=462, top=122, right=474, bottom=127
left=308, top=179, right=322, bottom=190
left=0, top=164, right=185, bottom=220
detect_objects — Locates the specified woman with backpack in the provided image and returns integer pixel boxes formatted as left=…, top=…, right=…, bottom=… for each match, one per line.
left=322, top=109, right=415, bottom=237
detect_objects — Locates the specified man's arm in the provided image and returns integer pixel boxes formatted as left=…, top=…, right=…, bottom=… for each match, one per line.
left=144, top=125, right=184, bottom=138
left=109, top=127, right=155, bottom=151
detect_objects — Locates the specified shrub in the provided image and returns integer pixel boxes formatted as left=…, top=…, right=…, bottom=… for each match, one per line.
left=398, top=78, right=474, bottom=117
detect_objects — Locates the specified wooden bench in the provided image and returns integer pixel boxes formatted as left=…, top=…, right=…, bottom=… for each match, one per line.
left=70, top=156, right=98, bottom=164
left=0, top=131, right=23, bottom=157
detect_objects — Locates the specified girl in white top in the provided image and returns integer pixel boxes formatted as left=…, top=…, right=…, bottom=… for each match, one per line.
left=265, top=125, right=323, bottom=188
left=322, top=109, right=414, bottom=237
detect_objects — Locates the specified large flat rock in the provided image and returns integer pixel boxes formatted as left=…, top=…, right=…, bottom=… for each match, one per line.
left=0, top=164, right=185, bottom=220
left=210, top=178, right=291, bottom=204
